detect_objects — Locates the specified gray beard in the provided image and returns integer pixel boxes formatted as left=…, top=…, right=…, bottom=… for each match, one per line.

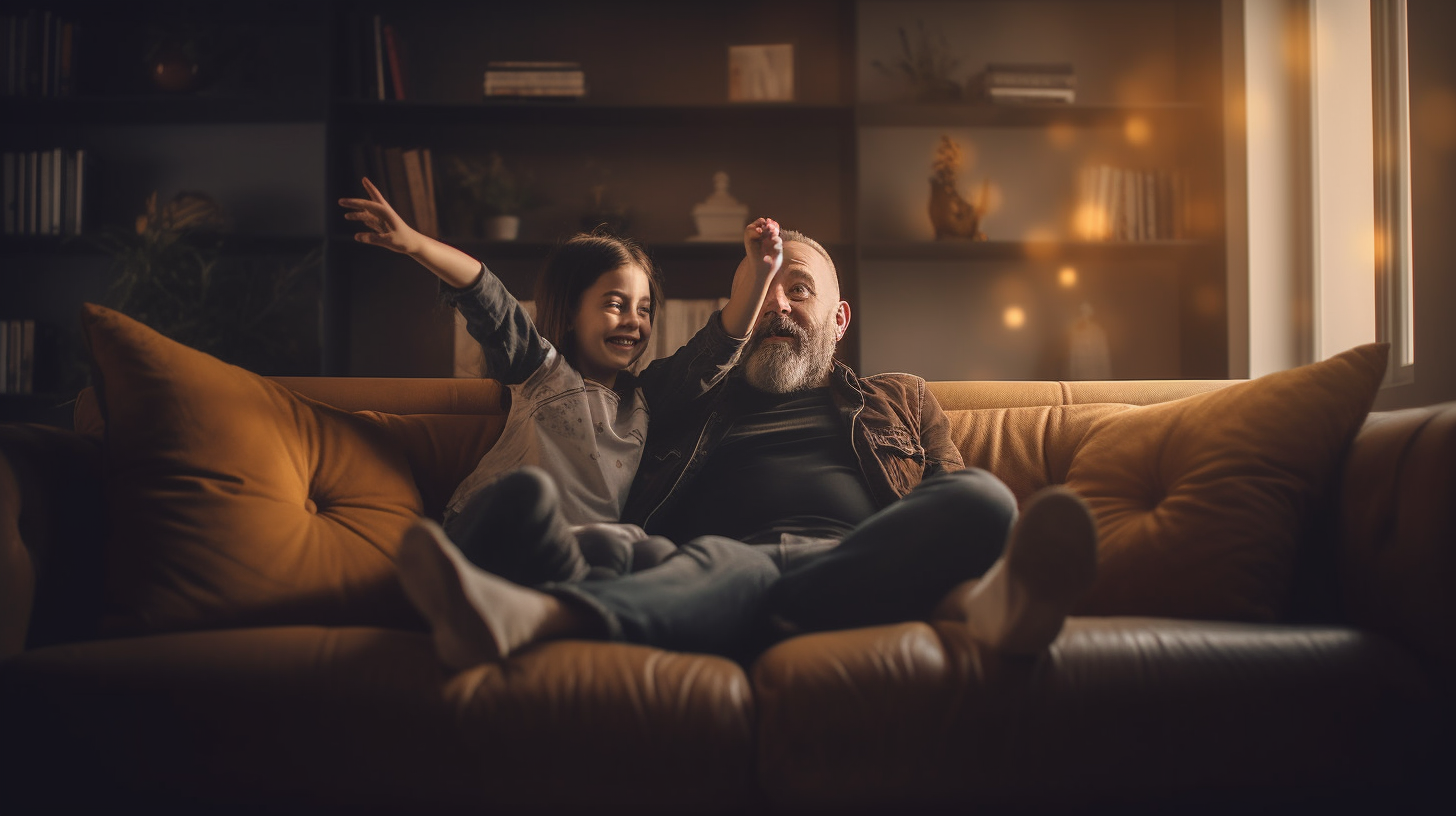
left=742, top=313, right=837, bottom=393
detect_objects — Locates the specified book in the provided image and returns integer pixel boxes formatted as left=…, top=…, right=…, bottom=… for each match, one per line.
left=984, top=86, right=1075, bottom=103
left=728, top=44, right=794, bottom=102
left=401, top=148, right=435, bottom=237
left=972, top=62, right=1076, bottom=103
left=383, top=23, right=406, bottom=101
left=484, top=61, right=586, bottom=98
left=381, top=146, right=416, bottom=226
left=2, top=152, right=15, bottom=234
left=372, top=15, right=386, bottom=102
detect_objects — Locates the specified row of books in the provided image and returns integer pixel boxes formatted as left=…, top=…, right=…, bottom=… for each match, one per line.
left=353, top=144, right=439, bottom=238
left=344, top=14, right=408, bottom=101
left=484, top=62, right=586, bottom=99
left=1077, top=164, right=1187, bottom=242
left=2, top=148, right=87, bottom=237
left=0, top=319, right=37, bottom=395
left=968, top=62, right=1075, bottom=104
left=2, top=10, right=74, bottom=98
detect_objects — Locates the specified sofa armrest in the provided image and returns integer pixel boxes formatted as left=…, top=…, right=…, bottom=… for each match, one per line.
left=0, top=424, right=104, bottom=658
left=1339, top=400, right=1456, bottom=691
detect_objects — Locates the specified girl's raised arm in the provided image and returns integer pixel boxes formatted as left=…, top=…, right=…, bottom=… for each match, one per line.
left=339, top=177, right=483, bottom=290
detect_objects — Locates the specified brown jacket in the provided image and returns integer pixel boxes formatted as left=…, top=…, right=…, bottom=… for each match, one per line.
left=620, top=360, right=966, bottom=533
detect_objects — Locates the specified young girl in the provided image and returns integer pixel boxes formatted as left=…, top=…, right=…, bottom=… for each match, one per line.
left=339, top=177, right=782, bottom=586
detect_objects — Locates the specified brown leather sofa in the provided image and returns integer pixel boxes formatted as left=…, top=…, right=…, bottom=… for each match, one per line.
left=1, top=307, right=1450, bottom=815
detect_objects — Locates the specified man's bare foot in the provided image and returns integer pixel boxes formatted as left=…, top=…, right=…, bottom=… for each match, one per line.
left=398, top=519, right=586, bottom=669
left=937, top=486, right=1098, bottom=656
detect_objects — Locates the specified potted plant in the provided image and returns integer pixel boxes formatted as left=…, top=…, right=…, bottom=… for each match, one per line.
left=872, top=21, right=964, bottom=103
left=93, top=191, right=318, bottom=372
left=448, top=152, right=535, bottom=240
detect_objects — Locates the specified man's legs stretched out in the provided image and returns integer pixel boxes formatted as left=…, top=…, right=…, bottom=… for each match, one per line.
left=765, top=468, right=1018, bottom=632
left=763, top=470, right=1098, bottom=655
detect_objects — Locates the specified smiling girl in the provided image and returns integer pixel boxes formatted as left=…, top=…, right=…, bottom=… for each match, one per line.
left=339, top=178, right=781, bottom=584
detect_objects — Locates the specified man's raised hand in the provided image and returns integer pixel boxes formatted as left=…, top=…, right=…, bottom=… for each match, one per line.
left=745, top=217, right=783, bottom=281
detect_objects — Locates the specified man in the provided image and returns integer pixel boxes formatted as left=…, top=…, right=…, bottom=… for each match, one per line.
left=397, top=230, right=1098, bottom=667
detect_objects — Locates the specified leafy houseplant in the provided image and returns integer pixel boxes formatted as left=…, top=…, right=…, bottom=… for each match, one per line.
left=95, top=191, right=319, bottom=373
left=448, top=152, right=537, bottom=239
left=872, top=21, right=964, bottom=102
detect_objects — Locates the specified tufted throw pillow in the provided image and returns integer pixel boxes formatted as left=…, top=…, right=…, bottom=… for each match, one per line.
left=1068, top=343, right=1388, bottom=622
left=81, top=304, right=425, bottom=635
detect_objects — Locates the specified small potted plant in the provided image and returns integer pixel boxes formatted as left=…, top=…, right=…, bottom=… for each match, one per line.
left=448, top=152, right=534, bottom=240
left=872, top=21, right=964, bottom=103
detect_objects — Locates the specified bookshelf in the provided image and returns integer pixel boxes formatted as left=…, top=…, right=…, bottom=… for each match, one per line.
left=0, top=0, right=1232, bottom=422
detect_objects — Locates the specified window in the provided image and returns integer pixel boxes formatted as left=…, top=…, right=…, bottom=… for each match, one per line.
left=1371, top=0, right=1416, bottom=384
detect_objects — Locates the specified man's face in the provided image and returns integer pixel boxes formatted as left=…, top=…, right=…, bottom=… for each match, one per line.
left=742, top=241, right=850, bottom=394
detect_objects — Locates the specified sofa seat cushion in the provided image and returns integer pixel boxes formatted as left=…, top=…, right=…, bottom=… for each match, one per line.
left=752, top=616, right=1440, bottom=813
left=81, top=304, right=426, bottom=635
left=0, top=626, right=756, bottom=814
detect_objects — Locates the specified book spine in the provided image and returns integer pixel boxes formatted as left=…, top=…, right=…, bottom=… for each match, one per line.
left=49, top=146, right=61, bottom=235
left=421, top=147, right=439, bottom=240
left=0, top=319, right=8, bottom=394
left=383, top=24, right=405, bottom=101
left=2, top=152, right=14, bottom=234
left=19, top=319, right=33, bottom=394
left=372, top=15, right=385, bottom=102
left=73, top=147, right=85, bottom=234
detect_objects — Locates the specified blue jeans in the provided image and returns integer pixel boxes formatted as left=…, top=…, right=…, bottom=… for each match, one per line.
left=547, top=469, right=1017, bottom=659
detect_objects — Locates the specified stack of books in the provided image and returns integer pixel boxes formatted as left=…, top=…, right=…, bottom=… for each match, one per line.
left=483, top=62, right=586, bottom=99
left=970, top=63, right=1075, bottom=104
left=2, top=148, right=86, bottom=236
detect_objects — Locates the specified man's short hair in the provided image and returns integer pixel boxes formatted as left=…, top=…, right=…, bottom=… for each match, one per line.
left=779, top=228, right=839, bottom=295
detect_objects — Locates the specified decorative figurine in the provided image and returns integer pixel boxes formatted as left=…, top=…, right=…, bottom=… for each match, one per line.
left=928, top=135, right=987, bottom=240
left=690, top=171, right=749, bottom=241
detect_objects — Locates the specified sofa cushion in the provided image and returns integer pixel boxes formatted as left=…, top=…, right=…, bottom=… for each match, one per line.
left=81, top=304, right=425, bottom=635
left=1068, top=343, right=1388, bottom=621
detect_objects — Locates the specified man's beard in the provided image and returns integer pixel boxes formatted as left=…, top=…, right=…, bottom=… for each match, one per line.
left=742, top=311, right=837, bottom=393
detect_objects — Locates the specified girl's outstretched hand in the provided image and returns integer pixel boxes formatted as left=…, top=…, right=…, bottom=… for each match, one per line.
left=339, top=177, right=421, bottom=255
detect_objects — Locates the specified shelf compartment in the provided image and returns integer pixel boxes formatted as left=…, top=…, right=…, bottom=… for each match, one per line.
left=856, top=102, right=1203, bottom=129
left=331, top=101, right=853, bottom=129
left=2, top=96, right=326, bottom=126
left=858, top=240, right=1206, bottom=263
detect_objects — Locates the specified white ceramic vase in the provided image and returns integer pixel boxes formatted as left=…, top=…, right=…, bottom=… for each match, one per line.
left=483, top=215, right=520, bottom=241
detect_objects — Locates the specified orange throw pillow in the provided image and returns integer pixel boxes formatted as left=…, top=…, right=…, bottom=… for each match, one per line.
left=1068, top=343, right=1388, bottom=621
left=81, top=304, right=423, bottom=635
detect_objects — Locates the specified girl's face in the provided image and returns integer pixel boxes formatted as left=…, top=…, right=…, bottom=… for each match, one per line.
left=570, top=263, right=654, bottom=387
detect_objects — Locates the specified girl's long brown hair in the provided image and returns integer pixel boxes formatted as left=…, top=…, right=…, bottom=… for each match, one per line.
left=532, top=230, right=664, bottom=370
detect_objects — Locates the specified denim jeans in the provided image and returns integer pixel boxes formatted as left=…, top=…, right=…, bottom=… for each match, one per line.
left=547, top=468, right=1018, bottom=659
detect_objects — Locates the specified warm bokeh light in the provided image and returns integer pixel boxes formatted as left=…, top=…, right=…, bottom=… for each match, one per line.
left=1002, top=305, right=1027, bottom=330
left=1416, top=87, right=1456, bottom=150
left=1023, top=227, right=1058, bottom=260
left=1058, top=266, right=1078, bottom=288
left=1124, top=116, right=1152, bottom=146
left=1371, top=226, right=1389, bottom=267
left=1193, top=284, right=1223, bottom=319
left=979, top=180, right=1004, bottom=216
left=1074, top=203, right=1108, bottom=240
left=1046, top=122, right=1077, bottom=149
